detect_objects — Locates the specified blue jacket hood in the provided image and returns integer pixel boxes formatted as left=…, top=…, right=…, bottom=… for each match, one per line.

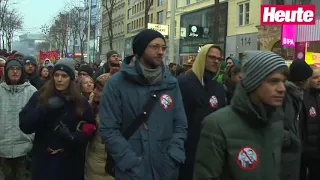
left=226, top=56, right=240, bottom=64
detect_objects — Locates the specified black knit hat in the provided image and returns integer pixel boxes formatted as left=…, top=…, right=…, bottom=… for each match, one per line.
left=132, top=29, right=165, bottom=57
left=288, top=60, right=313, bottom=82
left=78, top=65, right=93, bottom=77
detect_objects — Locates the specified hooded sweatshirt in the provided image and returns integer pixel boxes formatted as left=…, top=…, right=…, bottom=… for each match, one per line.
left=0, top=59, right=37, bottom=158
left=177, top=44, right=226, bottom=180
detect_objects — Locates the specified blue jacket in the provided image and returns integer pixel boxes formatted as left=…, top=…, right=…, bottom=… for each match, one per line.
left=99, top=55, right=188, bottom=180
left=19, top=91, right=96, bottom=180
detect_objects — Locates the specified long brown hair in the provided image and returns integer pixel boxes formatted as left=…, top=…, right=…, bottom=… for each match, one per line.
left=38, top=76, right=84, bottom=116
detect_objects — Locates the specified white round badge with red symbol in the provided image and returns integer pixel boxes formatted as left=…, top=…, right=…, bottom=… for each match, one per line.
left=160, top=94, right=173, bottom=110
left=209, top=95, right=218, bottom=108
left=309, top=106, right=317, bottom=117
left=236, top=146, right=259, bottom=171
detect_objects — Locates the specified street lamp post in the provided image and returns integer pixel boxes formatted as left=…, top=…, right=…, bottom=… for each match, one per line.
left=86, top=0, right=92, bottom=63
left=169, top=0, right=176, bottom=64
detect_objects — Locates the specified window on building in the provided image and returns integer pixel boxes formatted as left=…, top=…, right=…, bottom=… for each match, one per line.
left=186, top=0, right=190, bottom=5
left=128, top=9, right=131, bottom=19
left=150, top=13, right=153, bottom=23
left=238, top=2, right=250, bottom=26
left=142, top=17, right=145, bottom=27
left=269, top=0, right=284, bottom=4
left=157, top=11, right=163, bottom=24
left=158, top=0, right=164, bottom=6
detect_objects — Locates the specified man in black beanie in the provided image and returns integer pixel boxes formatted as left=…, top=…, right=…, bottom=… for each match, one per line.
left=281, top=60, right=313, bottom=180
left=76, top=64, right=93, bottom=82
left=99, top=29, right=187, bottom=180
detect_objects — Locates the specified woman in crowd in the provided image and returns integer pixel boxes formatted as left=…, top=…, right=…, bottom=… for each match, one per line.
left=39, top=66, right=50, bottom=80
left=19, top=58, right=96, bottom=180
left=301, top=65, right=320, bottom=180
left=85, top=73, right=114, bottom=180
left=77, top=76, right=94, bottom=99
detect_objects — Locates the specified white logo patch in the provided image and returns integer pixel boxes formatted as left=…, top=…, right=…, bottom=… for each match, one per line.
left=309, top=106, right=317, bottom=117
left=237, top=146, right=259, bottom=171
left=160, top=94, right=173, bottom=110
left=209, top=96, right=218, bottom=108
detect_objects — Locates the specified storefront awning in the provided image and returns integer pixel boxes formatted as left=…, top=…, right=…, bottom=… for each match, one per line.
left=296, top=18, right=320, bottom=42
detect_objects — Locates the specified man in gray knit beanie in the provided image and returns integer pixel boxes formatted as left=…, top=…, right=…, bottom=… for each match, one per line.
left=195, top=50, right=289, bottom=180
left=241, top=50, right=288, bottom=92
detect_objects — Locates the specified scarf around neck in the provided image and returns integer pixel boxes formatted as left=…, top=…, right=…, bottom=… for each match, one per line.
left=138, top=60, right=163, bottom=85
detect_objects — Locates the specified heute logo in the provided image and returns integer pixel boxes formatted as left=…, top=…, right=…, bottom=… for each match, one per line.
left=261, top=5, right=316, bottom=25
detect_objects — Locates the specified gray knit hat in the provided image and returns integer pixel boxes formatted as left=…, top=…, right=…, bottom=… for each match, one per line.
left=106, top=50, right=118, bottom=60
left=241, top=51, right=288, bottom=92
left=53, top=58, right=76, bottom=80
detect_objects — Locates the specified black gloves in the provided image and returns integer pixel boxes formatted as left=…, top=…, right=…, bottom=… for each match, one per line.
left=55, top=121, right=74, bottom=141
left=53, top=113, right=74, bottom=141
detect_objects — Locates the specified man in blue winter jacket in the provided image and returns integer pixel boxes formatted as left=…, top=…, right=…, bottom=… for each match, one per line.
left=99, top=29, right=188, bottom=180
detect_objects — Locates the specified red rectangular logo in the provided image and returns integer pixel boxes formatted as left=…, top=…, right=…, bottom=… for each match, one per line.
left=260, top=5, right=316, bottom=25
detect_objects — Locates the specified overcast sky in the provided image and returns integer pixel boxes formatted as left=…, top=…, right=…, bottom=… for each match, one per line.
left=15, top=0, right=73, bottom=34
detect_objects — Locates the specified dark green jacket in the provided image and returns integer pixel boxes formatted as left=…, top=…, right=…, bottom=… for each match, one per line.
left=194, top=83, right=284, bottom=180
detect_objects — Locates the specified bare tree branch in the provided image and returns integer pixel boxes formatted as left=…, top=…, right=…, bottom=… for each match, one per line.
left=3, top=9, right=23, bottom=51
left=144, top=0, right=153, bottom=28
left=68, top=6, right=88, bottom=62
left=102, top=0, right=116, bottom=50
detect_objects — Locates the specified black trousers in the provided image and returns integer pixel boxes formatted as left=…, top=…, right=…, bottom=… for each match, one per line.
left=300, top=154, right=320, bottom=180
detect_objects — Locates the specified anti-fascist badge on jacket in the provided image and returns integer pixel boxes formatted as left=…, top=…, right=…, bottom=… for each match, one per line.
left=160, top=94, right=173, bottom=110
left=237, top=146, right=259, bottom=171
left=209, top=95, right=218, bottom=108
left=309, top=106, right=317, bottom=117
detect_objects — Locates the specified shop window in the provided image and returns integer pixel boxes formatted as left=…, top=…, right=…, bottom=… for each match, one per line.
left=271, top=40, right=295, bottom=60
left=238, top=2, right=250, bottom=26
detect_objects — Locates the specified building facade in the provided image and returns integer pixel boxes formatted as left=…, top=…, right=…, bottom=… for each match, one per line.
left=256, top=0, right=314, bottom=61
left=225, top=0, right=260, bottom=59
left=101, top=0, right=126, bottom=59
left=173, top=0, right=228, bottom=64
left=124, top=0, right=168, bottom=56
left=12, top=33, right=46, bottom=56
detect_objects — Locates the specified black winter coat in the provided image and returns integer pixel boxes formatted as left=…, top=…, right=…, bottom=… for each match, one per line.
left=281, top=85, right=303, bottom=180
left=19, top=91, right=96, bottom=180
left=177, top=71, right=226, bottom=180
left=302, top=89, right=320, bottom=158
